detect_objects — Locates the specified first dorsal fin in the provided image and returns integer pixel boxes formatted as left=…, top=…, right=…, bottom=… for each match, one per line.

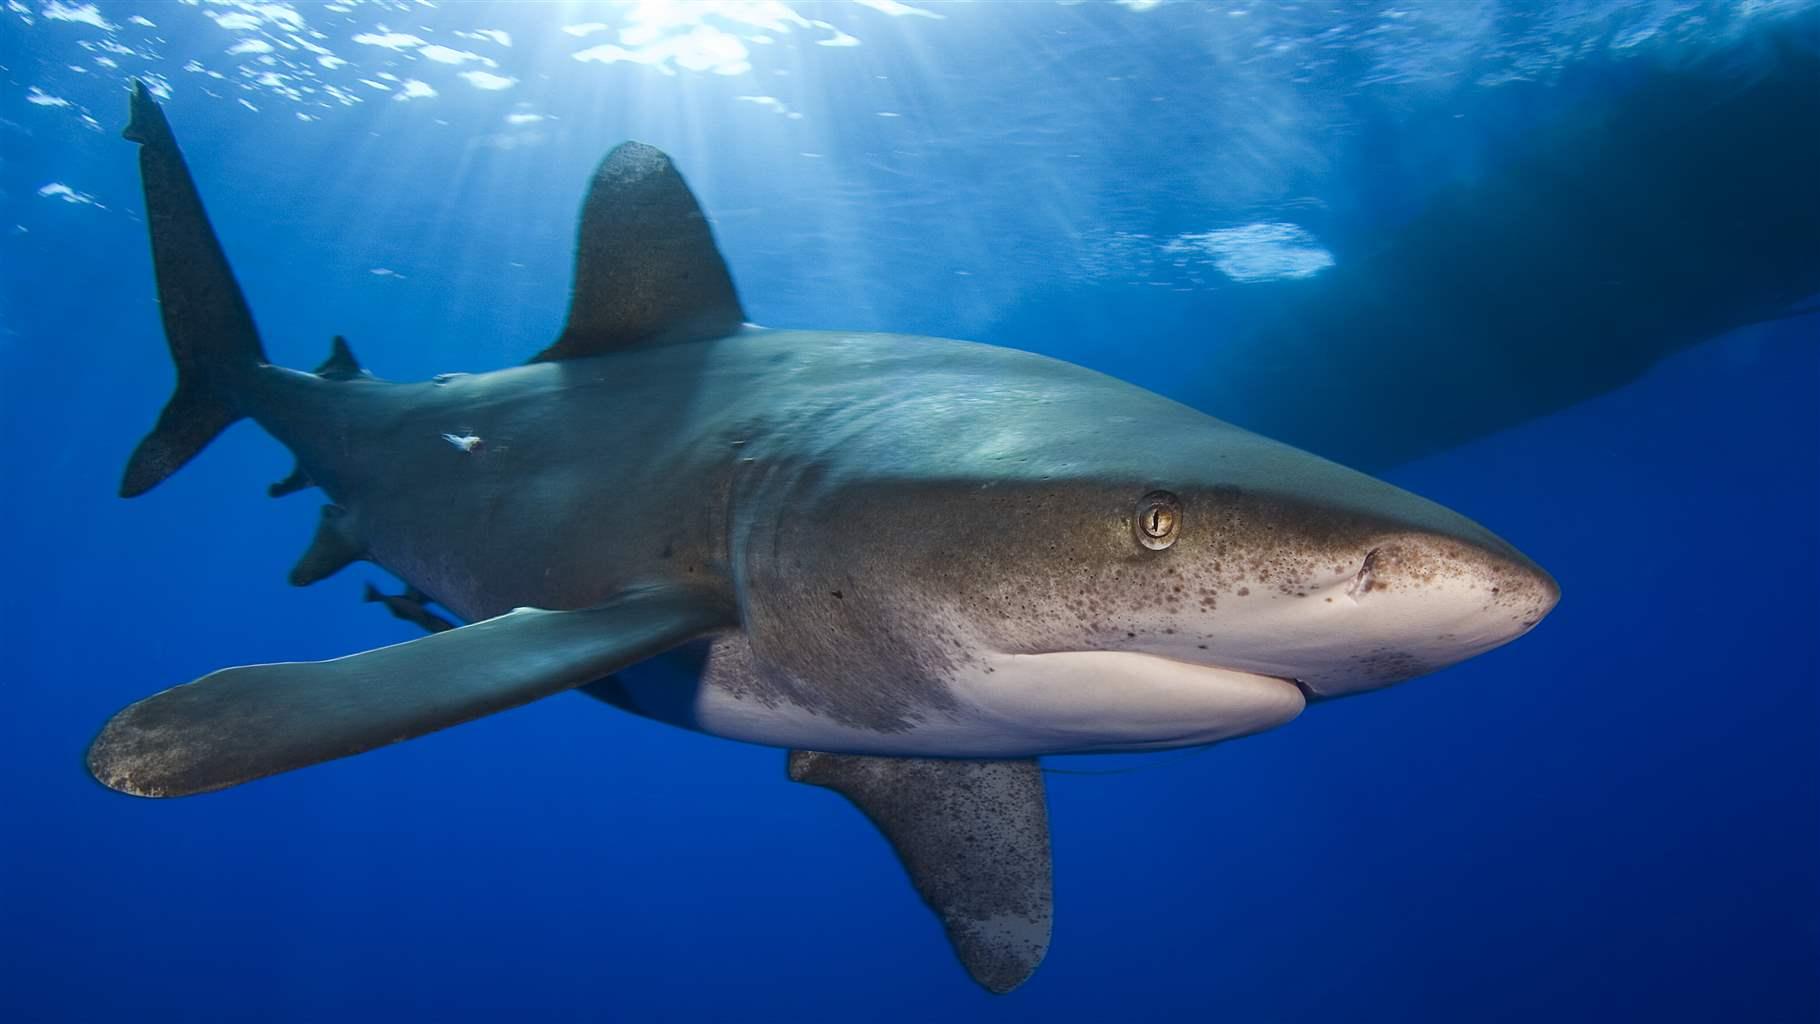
left=531, top=141, right=745, bottom=363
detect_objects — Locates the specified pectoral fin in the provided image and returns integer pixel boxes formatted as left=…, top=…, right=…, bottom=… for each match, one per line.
left=788, top=751, right=1053, bottom=994
left=89, top=586, right=732, bottom=798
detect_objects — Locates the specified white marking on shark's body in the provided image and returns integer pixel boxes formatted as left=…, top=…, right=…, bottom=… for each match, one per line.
left=89, top=81, right=1559, bottom=996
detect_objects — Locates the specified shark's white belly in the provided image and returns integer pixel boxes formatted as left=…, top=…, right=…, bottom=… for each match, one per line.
left=611, top=637, right=1307, bottom=758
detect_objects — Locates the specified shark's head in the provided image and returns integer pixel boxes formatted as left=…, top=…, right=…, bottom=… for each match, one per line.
left=733, top=343, right=1559, bottom=754
left=982, top=438, right=1562, bottom=701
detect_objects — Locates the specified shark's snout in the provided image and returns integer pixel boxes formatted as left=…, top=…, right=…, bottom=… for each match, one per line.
left=1288, top=528, right=1559, bottom=698
left=1349, top=533, right=1556, bottom=611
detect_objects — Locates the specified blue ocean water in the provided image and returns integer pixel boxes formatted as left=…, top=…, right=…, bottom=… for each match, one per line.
left=2, top=2, right=1816, bottom=1020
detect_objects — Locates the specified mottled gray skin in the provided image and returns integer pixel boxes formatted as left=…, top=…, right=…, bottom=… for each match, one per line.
left=112, top=78, right=1556, bottom=760
left=239, top=328, right=1552, bottom=747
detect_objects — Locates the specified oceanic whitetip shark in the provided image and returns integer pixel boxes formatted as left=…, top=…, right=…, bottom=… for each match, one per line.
left=90, top=82, right=1559, bottom=994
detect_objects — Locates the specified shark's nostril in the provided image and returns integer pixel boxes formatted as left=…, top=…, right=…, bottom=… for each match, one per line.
left=1347, top=547, right=1380, bottom=601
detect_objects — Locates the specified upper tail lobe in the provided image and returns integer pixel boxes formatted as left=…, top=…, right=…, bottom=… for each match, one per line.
left=119, top=80, right=267, bottom=497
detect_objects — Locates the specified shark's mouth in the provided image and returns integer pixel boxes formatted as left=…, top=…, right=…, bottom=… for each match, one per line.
left=970, top=650, right=1309, bottom=754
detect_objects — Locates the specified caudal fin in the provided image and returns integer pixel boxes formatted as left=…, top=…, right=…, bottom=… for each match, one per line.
left=119, top=81, right=267, bottom=497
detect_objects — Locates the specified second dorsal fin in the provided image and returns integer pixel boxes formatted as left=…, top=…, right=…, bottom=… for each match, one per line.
left=313, top=335, right=368, bottom=381
left=531, top=141, right=746, bottom=363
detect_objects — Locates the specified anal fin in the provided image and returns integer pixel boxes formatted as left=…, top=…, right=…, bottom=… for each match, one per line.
left=268, top=461, right=311, bottom=498
left=788, top=751, right=1052, bottom=994
left=290, top=504, right=364, bottom=586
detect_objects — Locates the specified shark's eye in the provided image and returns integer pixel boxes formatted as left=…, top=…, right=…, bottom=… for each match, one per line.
left=1135, top=490, right=1181, bottom=550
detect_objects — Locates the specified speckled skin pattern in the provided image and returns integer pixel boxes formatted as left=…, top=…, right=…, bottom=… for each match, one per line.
left=236, top=328, right=1557, bottom=756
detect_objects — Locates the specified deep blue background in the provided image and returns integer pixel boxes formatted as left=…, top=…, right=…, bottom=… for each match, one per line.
left=2, top=3, right=1815, bottom=1021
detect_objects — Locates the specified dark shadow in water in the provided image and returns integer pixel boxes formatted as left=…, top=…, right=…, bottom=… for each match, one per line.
left=1205, top=25, right=1820, bottom=471
left=997, top=20, right=1820, bottom=474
